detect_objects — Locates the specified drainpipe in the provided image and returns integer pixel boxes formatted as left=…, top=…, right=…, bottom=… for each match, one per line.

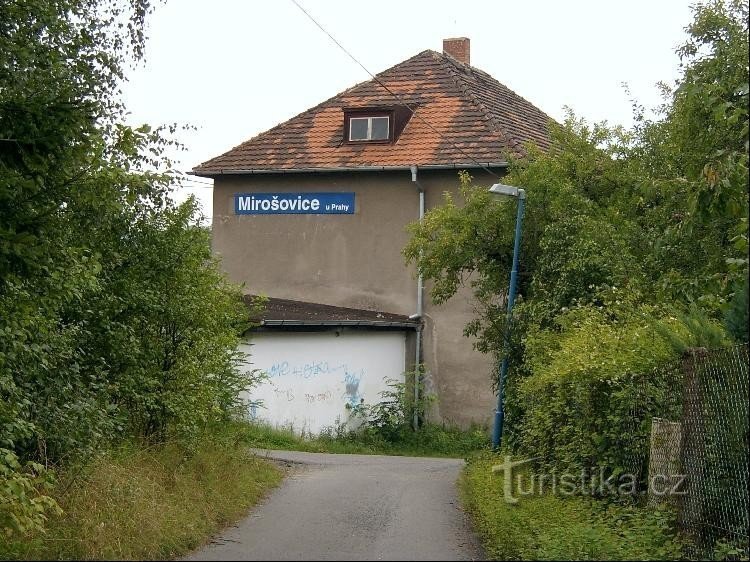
left=410, top=165, right=425, bottom=430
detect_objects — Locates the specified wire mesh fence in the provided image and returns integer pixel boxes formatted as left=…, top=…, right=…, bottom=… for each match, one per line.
left=629, top=344, right=749, bottom=560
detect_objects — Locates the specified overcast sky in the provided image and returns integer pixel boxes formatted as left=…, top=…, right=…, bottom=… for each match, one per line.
left=122, top=0, right=696, bottom=217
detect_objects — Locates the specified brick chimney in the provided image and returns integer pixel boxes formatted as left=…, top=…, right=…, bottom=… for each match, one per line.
left=442, top=37, right=470, bottom=65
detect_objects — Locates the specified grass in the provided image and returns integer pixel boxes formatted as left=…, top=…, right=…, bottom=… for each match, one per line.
left=1, top=428, right=283, bottom=560
left=238, top=420, right=490, bottom=458
left=460, top=454, right=685, bottom=560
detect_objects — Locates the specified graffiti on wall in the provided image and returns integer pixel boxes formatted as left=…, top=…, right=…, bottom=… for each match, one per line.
left=264, top=360, right=365, bottom=406
left=241, top=332, right=406, bottom=435
left=246, top=360, right=368, bottom=433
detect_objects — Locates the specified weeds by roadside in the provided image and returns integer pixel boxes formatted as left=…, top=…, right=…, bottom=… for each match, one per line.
left=0, top=425, right=282, bottom=561
left=239, top=420, right=488, bottom=458
left=460, top=453, right=684, bottom=561
left=240, top=377, right=489, bottom=458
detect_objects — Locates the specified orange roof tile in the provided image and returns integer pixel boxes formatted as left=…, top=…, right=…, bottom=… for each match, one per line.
left=193, top=50, right=552, bottom=175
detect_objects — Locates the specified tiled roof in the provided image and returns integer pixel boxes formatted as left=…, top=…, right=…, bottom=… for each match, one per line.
left=194, top=50, right=552, bottom=175
left=244, top=296, right=418, bottom=328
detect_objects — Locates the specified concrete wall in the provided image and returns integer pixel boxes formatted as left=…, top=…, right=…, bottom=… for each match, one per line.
left=212, top=169, right=498, bottom=427
left=239, top=330, right=407, bottom=435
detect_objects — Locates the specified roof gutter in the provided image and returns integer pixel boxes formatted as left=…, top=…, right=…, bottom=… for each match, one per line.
left=191, top=162, right=508, bottom=178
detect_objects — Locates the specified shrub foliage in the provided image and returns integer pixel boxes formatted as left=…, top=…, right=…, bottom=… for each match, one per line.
left=404, top=0, right=748, bottom=474
left=1, top=0, right=256, bottom=535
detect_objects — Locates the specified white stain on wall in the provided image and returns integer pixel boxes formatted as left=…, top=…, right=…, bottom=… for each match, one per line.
left=239, top=331, right=406, bottom=435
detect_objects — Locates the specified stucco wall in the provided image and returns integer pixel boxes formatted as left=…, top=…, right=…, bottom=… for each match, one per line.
left=212, top=168, right=498, bottom=427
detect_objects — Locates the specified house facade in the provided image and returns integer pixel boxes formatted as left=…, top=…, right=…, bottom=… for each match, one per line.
left=194, top=38, right=551, bottom=432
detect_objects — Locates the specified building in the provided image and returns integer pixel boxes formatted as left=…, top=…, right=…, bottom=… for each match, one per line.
left=193, top=38, right=551, bottom=433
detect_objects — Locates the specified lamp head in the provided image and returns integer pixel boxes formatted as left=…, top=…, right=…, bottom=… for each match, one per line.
left=489, top=183, right=526, bottom=199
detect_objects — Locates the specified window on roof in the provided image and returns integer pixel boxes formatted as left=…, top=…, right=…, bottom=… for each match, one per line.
left=348, top=115, right=390, bottom=142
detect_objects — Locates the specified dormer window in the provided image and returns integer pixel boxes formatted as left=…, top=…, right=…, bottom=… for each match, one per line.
left=348, top=115, right=390, bottom=142
left=342, top=106, right=414, bottom=145
left=344, top=109, right=395, bottom=144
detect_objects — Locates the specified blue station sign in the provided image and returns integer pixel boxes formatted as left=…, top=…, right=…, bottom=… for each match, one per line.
left=234, top=192, right=355, bottom=215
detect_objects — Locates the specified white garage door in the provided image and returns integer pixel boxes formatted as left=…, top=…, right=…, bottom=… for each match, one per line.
left=239, top=330, right=407, bottom=435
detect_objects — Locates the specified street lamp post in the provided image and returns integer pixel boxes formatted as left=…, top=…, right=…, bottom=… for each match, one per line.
left=488, top=183, right=526, bottom=449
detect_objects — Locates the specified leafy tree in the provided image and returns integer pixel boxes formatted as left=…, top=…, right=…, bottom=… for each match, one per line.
left=69, top=198, right=258, bottom=443
left=629, top=0, right=749, bottom=309
left=1, top=0, right=257, bottom=536
left=404, top=118, right=645, bottom=356
left=404, top=0, right=748, bottom=470
left=1, top=0, right=160, bottom=456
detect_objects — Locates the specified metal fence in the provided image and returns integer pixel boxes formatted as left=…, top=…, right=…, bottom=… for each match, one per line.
left=630, top=344, right=749, bottom=560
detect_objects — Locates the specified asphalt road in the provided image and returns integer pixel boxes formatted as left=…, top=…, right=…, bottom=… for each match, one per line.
left=185, top=449, right=485, bottom=561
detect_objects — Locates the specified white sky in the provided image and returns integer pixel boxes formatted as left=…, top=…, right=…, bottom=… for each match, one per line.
left=122, top=0, right=696, bottom=217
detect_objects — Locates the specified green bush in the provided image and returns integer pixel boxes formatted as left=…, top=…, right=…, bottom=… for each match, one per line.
left=514, top=292, right=727, bottom=477
left=349, top=373, right=432, bottom=441
left=1, top=448, right=60, bottom=538
left=68, top=201, right=259, bottom=443
left=344, top=373, right=488, bottom=456
left=461, top=454, right=684, bottom=560
left=0, top=0, right=260, bottom=534
left=402, top=0, right=748, bottom=482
